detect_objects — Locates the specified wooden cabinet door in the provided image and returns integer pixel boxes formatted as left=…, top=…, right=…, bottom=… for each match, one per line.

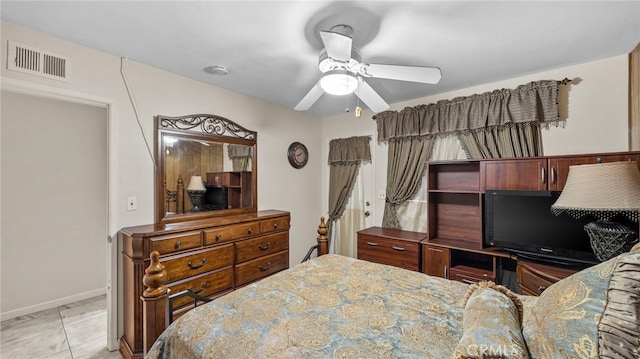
left=422, top=245, right=450, bottom=278
left=548, top=153, right=640, bottom=191
left=481, top=159, right=548, bottom=190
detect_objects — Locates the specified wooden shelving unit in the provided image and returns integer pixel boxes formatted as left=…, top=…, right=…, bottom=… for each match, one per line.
left=206, top=171, right=252, bottom=209
left=427, top=161, right=483, bottom=249
left=423, top=150, right=640, bottom=290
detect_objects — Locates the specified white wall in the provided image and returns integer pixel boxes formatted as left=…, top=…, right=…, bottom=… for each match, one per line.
left=322, top=55, right=630, bottom=226
left=0, top=21, right=323, bottom=322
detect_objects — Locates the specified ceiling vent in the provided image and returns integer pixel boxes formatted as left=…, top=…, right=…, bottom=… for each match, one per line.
left=6, top=41, right=71, bottom=82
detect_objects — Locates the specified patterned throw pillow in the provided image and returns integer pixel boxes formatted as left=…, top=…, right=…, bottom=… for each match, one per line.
left=598, top=244, right=640, bottom=358
left=453, top=281, right=528, bottom=359
left=521, top=255, right=621, bottom=358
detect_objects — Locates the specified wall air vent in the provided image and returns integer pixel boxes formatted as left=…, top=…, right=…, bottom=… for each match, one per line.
left=7, top=41, right=71, bottom=82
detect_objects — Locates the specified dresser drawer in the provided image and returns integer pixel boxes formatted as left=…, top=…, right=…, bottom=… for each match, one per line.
left=518, top=265, right=554, bottom=296
left=357, top=235, right=420, bottom=271
left=204, top=222, right=259, bottom=246
left=163, top=245, right=234, bottom=283
left=449, top=265, right=495, bottom=285
left=150, top=230, right=202, bottom=255
left=235, top=232, right=289, bottom=263
left=167, top=266, right=234, bottom=309
left=260, top=216, right=290, bottom=234
left=235, top=250, right=288, bottom=286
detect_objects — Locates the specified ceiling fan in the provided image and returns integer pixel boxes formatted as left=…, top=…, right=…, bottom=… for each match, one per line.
left=294, top=24, right=442, bottom=114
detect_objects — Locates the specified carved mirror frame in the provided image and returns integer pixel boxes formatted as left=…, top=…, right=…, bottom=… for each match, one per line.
left=155, top=114, right=257, bottom=224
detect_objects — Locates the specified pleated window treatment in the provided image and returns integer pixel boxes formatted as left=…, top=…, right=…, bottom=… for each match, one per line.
left=228, top=144, right=253, bottom=171
left=375, top=80, right=562, bottom=228
left=327, top=136, right=372, bottom=238
left=383, top=137, right=434, bottom=229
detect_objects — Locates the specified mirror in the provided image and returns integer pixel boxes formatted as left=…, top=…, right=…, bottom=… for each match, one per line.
left=155, top=114, right=257, bottom=224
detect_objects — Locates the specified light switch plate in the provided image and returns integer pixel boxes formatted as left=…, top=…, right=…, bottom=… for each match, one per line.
left=127, top=196, right=137, bottom=211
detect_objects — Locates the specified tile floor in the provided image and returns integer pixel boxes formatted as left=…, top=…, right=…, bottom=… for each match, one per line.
left=0, top=295, right=121, bottom=359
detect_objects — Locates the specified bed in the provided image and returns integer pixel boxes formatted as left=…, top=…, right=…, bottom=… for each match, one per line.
left=142, top=218, right=640, bottom=358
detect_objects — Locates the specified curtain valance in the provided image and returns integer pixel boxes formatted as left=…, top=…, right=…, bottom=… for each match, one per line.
left=228, top=144, right=253, bottom=159
left=375, top=80, right=561, bottom=142
left=328, top=136, right=372, bottom=165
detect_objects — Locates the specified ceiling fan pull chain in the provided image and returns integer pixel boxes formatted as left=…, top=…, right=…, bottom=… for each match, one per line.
left=355, top=82, right=362, bottom=118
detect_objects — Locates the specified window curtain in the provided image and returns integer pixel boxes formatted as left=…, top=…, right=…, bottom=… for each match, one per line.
left=376, top=80, right=563, bottom=228
left=327, top=136, right=372, bottom=241
left=382, top=136, right=434, bottom=228
left=333, top=172, right=365, bottom=257
left=457, top=122, right=543, bottom=159
left=228, top=144, right=252, bottom=171
left=375, top=80, right=561, bottom=142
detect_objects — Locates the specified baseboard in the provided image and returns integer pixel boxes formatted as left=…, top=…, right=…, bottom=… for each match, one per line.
left=0, top=287, right=106, bottom=321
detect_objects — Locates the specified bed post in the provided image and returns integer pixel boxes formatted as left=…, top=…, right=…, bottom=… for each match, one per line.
left=141, top=251, right=169, bottom=355
left=317, top=216, right=329, bottom=256
left=176, top=176, right=184, bottom=214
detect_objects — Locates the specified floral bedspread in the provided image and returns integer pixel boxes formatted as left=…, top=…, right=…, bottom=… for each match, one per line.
left=146, top=254, right=471, bottom=359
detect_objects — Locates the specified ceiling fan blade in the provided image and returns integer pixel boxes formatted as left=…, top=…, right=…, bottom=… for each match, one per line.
left=364, top=63, right=442, bottom=84
left=294, top=83, right=324, bottom=111
left=320, top=30, right=352, bottom=62
left=355, top=78, right=389, bottom=113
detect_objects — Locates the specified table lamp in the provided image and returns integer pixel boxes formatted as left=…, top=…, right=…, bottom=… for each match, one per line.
left=551, top=161, right=640, bottom=261
left=187, top=175, right=206, bottom=212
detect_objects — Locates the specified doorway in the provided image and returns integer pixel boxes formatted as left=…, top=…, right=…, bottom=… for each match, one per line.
left=0, top=80, right=117, bottom=352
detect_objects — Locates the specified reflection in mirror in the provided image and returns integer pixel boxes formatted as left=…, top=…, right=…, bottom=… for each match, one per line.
left=163, top=137, right=253, bottom=214
left=156, top=114, right=257, bottom=224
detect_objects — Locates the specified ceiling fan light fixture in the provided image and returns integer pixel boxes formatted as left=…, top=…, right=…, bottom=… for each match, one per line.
left=320, top=70, right=358, bottom=95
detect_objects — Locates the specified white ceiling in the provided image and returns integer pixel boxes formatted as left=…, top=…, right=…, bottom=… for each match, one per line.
left=2, top=1, right=639, bottom=118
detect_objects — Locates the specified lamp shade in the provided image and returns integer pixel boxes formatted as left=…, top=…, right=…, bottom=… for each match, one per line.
left=187, top=175, right=206, bottom=191
left=551, top=161, right=640, bottom=221
left=319, top=70, right=358, bottom=96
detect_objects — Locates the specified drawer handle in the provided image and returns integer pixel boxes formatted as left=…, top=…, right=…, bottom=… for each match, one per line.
left=367, top=242, right=378, bottom=246
left=392, top=246, right=405, bottom=251
left=174, top=241, right=182, bottom=250
left=188, top=258, right=207, bottom=270
left=258, top=262, right=271, bottom=271
left=215, top=234, right=222, bottom=241
left=538, top=285, right=547, bottom=293
left=189, top=282, right=207, bottom=294
left=258, top=242, right=272, bottom=251
left=247, top=228, right=253, bottom=234
left=273, top=223, right=278, bottom=229
left=461, top=279, right=476, bottom=285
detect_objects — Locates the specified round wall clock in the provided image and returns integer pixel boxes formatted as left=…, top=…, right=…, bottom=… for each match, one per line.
left=287, top=142, right=309, bottom=169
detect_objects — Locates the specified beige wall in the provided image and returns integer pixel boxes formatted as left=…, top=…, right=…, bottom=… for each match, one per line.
left=1, top=91, right=108, bottom=314
left=0, top=20, right=324, bottom=322
left=322, top=54, right=631, bottom=225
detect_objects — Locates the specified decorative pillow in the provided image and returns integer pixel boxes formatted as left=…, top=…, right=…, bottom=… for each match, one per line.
left=521, top=255, right=621, bottom=358
left=453, top=281, right=529, bottom=359
left=598, top=245, right=640, bottom=358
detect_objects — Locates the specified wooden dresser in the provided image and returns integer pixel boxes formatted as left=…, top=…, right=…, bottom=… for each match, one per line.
left=516, top=260, right=577, bottom=296
left=119, top=209, right=290, bottom=359
left=357, top=227, right=427, bottom=271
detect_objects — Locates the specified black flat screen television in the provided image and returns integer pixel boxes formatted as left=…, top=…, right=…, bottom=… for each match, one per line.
left=484, top=190, right=598, bottom=266
left=204, top=185, right=228, bottom=210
